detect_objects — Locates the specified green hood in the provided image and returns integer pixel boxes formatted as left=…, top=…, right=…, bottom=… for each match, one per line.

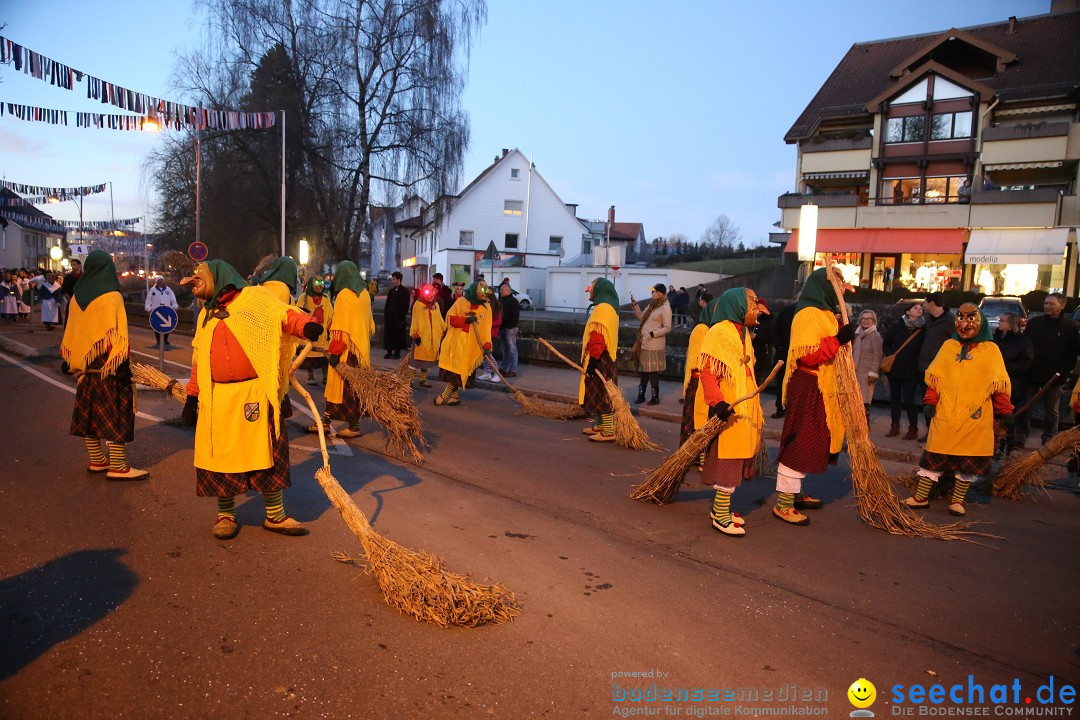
left=952, top=307, right=994, bottom=350
left=331, top=261, right=365, bottom=296
left=305, top=275, right=326, bottom=296
left=464, top=281, right=489, bottom=305
left=796, top=267, right=840, bottom=314
left=73, top=250, right=121, bottom=309
left=204, top=259, right=250, bottom=312
left=588, top=277, right=619, bottom=311
left=255, top=256, right=298, bottom=294
left=711, top=288, right=749, bottom=326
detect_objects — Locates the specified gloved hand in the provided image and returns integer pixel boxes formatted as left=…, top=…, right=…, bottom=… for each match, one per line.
left=465, top=313, right=478, bottom=325
left=327, top=354, right=341, bottom=368
left=708, top=401, right=733, bottom=421
left=924, top=404, right=936, bottom=420
left=181, top=395, right=199, bottom=428
left=303, top=322, right=323, bottom=341
left=995, top=413, right=1015, bottom=428
left=114, top=360, right=132, bottom=387
left=413, top=336, right=422, bottom=346
left=60, top=360, right=71, bottom=375
left=834, top=322, right=857, bottom=345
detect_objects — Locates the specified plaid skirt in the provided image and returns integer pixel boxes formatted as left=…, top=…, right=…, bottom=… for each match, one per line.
left=680, top=374, right=699, bottom=446
left=919, top=450, right=991, bottom=477
left=777, top=369, right=837, bottom=474
left=637, top=348, right=667, bottom=373
left=196, top=406, right=290, bottom=497
left=70, top=371, right=134, bottom=444
left=326, top=357, right=362, bottom=423
left=583, top=354, right=617, bottom=415
left=439, top=367, right=476, bottom=389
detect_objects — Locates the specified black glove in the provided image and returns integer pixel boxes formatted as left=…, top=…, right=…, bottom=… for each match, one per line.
left=709, top=401, right=733, bottom=421
left=303, top=322, right=323, bottom=341
left=996, top=413, right=1015, bottom=428
left=585, top=360, right=598, bottom=377
left=181, top=395, right=198, bottom=428
left=60, top=360, right=71, bottom=375
left=114, top=360, right=132, bottom=387
left=924, top=404, right=936, bottom=419
left=464, top=313, right=478, bottom=325
left=413, top=336, right=422, bottom=346
left=834, top=322, right=857, bottom=345
left=327, top=354, right=341, bottom=368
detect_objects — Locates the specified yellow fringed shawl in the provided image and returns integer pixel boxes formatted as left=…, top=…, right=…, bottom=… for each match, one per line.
left=925, top=340, right=1010, bottom=457
left=298, top=292, right=334, bottom=352
left=700, top=320, right=762, bottom=459
left=783, top=307, right=844, bottom=454
left=325, top=288, right=375, bottom=405
left=61, top=291, right=129, bottom=376
left=578, top=302, right=620, bottom=404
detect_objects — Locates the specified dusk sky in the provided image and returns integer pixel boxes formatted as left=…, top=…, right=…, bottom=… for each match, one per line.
left=1, top=0, right=1044, bottom=251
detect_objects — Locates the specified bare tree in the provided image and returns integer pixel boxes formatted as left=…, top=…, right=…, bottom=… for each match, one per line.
left=700, top=215, right=741, bottom=253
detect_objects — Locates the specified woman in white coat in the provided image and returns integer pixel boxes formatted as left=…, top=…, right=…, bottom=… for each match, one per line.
left=853, top=309, right=883, bottom=423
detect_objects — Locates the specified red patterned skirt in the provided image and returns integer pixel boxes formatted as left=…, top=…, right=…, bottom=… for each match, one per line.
left=776, top=369, right=837, bottom=474
left=919, top=450, right=991, bottom=477
left=70, top=371, right=134, bottom=444
left=582, top=354, right=617, bottom=415
left=196, top=406, right=290, bottom=497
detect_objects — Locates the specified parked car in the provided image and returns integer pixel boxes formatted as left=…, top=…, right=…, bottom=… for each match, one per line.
left=515, top=291, right=533, bottom=310
left=978, top=296, right=1028, bottom=329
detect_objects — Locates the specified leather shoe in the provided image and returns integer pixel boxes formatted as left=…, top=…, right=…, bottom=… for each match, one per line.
left=588, top=432, right=616, bottom=443
left=793, top=494, right=823, bottom=510
left=263, top=516, right=309, bottom=536
left=770, top=410, right=785, bottom=419
left=213, top=516, right=239, bottom=540
left=772, top=506, right=809, bottom=526
left=106, top=466, right=150, bottom=481
left=711, top=517, right=746, bottom=537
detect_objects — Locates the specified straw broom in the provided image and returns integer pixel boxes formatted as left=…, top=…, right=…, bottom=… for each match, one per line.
left=132, top=362, right=186, bottom=403
left=630, top=361, right=784, bottom=505
left=537, top=337, right=662, bottom=451
left=992, top=424, right=1078, bottom=499
left=468, top=326, right=586, bottom=420
left=824, top=270, right=994, bottom=541
left=329, top=355, right=427, bottom=465
left=290, top=343, right=520, bottom=627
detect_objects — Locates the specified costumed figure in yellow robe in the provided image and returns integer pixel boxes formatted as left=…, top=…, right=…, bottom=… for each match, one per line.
left=410, top=283, right=446, bottom=388
left=180, top=260, right=324, bottom=540
left=435, top=281, right=493, bottom=406
left=579, top=278, right=620, bottom=442
left=698, top=289, right=768, bottom=537
left=318, top=261, right=375, bottom=439
left=253, top=256, right=303, bottom=422
left=905, top=303, right=1012, bottom=516
left=297, top=275, right=334, bottom=386
left=61, top=250, right=148, bottom=480
left=774, top=267, right=855, bottom=526
left=679, top=293, right=715, bottom=469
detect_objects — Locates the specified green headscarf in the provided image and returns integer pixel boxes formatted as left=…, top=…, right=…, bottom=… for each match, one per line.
left=255, top=256, right=298, bottom=294
left=305, top=275, right=326, bottom=296
left=73, top=250, right=121, bottom=309
left=203, top=259, right=250, bottom=312
left=711, top=288, right=749, bottom=326
left=795, top=267, right=840, bottom=314
left=588, top=277, right=619, bottom=311
left=952, top=304, right=993, bottom=359
left=331, top=261, right=364, bottom=296
left=463, top=281, right=489, bottom=305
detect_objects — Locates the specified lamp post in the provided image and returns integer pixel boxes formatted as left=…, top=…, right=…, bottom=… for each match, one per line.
left=145, top=243, right=153, bottom=291
left=48, top=193, right=84, bottom=243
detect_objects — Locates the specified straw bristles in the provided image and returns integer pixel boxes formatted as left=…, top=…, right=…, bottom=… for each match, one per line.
left=315, top=465, right=521, bottom=627
left=631, top=416, right=721, bottom=503
left=485, top=359, right=587, bottom=420
left=753, top=443, right=774, bottom=479
left=132, top=362, right=186, bottom=403
left=332, top=362, right=427, bottom=465
left=992, top=425, right=1079, bottom=499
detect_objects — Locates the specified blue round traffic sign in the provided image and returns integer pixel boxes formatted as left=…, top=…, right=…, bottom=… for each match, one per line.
left=188, top=241, right=208, bottom=262
left=149, top=306, right=179, bottom=335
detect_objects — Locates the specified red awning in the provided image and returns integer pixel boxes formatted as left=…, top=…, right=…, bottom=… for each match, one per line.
left=785, top=228, right=967, bottom=254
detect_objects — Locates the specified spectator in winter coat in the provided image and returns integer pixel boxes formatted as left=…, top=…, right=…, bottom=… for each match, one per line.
left=144, top=276, right=179, bottom=346
left=1016, top=293, right=1080, bottom=446
left=883, top=303, right=926, bottom=440
left=993, top=312, right=1033, bottom=454
left=853, top=309, right=883, bottom=422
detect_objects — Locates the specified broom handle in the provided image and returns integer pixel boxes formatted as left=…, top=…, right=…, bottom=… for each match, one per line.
left=290, top=341, right=331, bottom=468
left=826, top=267, right=850, bottom=326
left=1013, top=373, right=1060, bottom=417
left=471, top=324, right=515, bottom=388
left=537, top=337, right=586, bottom=374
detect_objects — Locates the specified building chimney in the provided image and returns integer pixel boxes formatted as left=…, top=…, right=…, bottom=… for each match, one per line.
left=501, top=148, right=509, bottom=157
left=608, top=205, right=615, bottom=225
left=1007, top=16, right=1016, bottom=33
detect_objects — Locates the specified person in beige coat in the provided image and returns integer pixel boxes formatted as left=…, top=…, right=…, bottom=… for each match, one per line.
left=853, top=309, right=883, bottom=422
left=630, top=282, right=673, bottom=405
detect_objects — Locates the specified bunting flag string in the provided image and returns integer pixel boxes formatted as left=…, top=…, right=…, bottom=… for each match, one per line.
left=0, top=210, right=140, bottom=231
left=0, top=98, right=277, bottom=133
left=0, top=212, right=66, bottom=233
left=0, top=180, right=106, bottom=198
left=0, top=35, right=277, bottom=132
left=0, top=195, right=51, bottom=206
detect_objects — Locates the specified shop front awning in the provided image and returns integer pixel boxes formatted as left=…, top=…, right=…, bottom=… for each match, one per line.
left=803, top=170, right=870, bottom=180
left=785, top=228, right=966, bottom=254
left=964, top=228, right=1070, bottom=265
left=983, top=161, right=1063, bottom=171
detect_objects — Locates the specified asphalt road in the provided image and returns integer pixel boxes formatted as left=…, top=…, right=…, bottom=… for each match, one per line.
left=1, top=325, right=1078, bottom=719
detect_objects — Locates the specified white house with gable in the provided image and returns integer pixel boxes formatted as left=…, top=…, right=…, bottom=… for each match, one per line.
left=408, top=149, right=588, bottom=301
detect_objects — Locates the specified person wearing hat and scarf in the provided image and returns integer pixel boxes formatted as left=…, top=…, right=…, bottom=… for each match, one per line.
left=580, top=278, right=621, bottom=442
left=319, top=261, right=375, bottom=438
left=679, top=292, right=716, bottom=467
left=180, top=259, right=324, bottom=539
left=61, top=250, right=148, bottom=480
left=410, top=283, right=446, bottom=388
left=905, top=303, right=1012, bottom=516
left=297, top=275, right=334, bottom=386
left=435, top=281, right=494, bottom=406
left=773, top=267, right=856, bottom=526
left=630, top=283, right=672, bottom=405
left=698, top=288, right=768, bottom=537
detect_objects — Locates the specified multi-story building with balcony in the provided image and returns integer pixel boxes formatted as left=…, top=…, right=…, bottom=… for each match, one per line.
left=779, top=6, right=1080, bottom=296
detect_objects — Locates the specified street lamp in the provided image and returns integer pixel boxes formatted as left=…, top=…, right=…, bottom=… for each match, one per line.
left=48, top=193, right=84, bottom=242
left=299, top=239, right=309, bottom=266
left=145, top=243, right=153, bottom=291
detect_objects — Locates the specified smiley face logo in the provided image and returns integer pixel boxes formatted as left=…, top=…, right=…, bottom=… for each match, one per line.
left=847, top=678, right=876, bottom=709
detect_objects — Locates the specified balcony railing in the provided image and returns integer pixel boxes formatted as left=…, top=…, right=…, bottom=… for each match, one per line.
left=982, top=121, right=1071, bottom=142
left=970, top=188, right=1063, bottom=204
left=777, top=193, right=861, bottom=209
